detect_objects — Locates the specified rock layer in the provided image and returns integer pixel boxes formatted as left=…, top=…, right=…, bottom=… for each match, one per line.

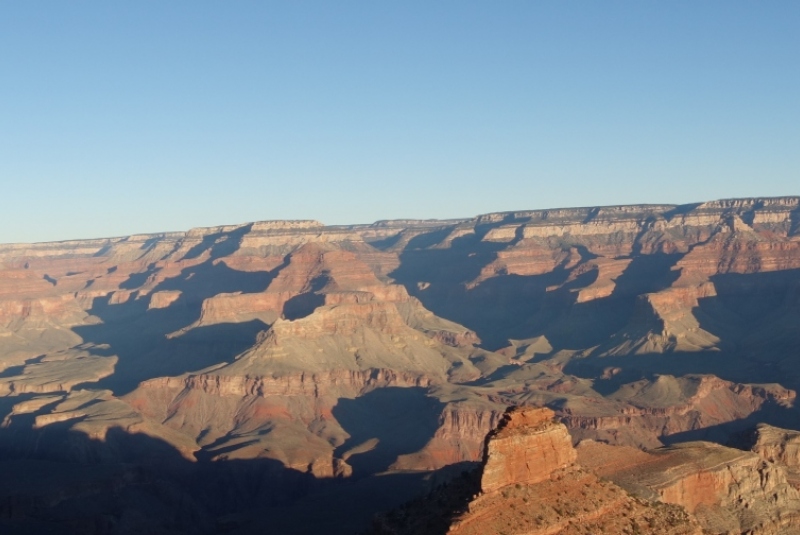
left=372, top=406, right=703, bottom=535
left=480, top=407, right=576, bottom=493
left=579, top=439, right=800, bottom=534
left=2, top=197, right=800, bottom=533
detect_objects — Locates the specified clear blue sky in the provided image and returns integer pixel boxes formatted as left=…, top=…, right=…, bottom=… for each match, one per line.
left=2, top=2, right=798, bottom=243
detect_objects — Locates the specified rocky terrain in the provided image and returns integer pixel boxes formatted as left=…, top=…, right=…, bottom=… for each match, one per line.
left=371, top=407, right=703, bottom=535
left=1, top=196, right=800, bottom=533
left=373, top=407, right=800, bottom=535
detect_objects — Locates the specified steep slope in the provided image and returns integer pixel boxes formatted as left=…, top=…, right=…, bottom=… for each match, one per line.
left=370, top=407, right=703, bottom=535
left=373, top=407, right=800, bottom=535
left=579, top=439, right=800, bottom=534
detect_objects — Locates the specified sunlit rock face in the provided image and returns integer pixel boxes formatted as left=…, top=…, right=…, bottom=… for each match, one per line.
left=373, top=407, right=800, bottom=535
left=578, top=439, right=800, bottom=534
left=371, top=407, right=704, bottom=535
left=480, top=407, right=576, bottom=493
left=2, top=197, right=800, bottom=533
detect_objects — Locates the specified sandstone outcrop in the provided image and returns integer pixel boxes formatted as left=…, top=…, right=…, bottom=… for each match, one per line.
left=375, top=407, right=800, bottom=535
left=479, top=407, right=576, bottom=493
left=371, top=406, right=702, bottom=535
left=748, top=423, right=800, bottom=470
left=579, top=439, right=800, bottom=534
left=741, top=423, right=800, bottom=489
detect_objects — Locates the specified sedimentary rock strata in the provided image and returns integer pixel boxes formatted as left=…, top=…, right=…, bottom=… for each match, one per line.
left=479, top=407, right=576, bottom=493
left=372, top=407, right=704, bottom=535
left=579, top=439, right=800, bottom=534
left=1, top=197, right=800, bottom=533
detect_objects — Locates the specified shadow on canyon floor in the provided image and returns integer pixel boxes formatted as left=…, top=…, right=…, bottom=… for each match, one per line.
left=73, top=259, right=281, bottom=395
left=354, top=468, right=482, bottom=535
left=0, top=410, right=459, bottom=535
left=282, top=273, right=329, bottom=321
left=696, top=269, right=800, bottom=363
left=662, top=405, right=800, bottom=446
left=0, top=420, right=317, bottom=534
left=564, top=267, right=800, bottom=394
left=333, top=387, right=445, bottom=479
left=391, top=230, right=685, bottom=351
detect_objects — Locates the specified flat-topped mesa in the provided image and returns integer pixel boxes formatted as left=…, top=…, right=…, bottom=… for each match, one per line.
left=475, top=204, right=677, bottom=226
left=184, top=223, right=250, bottom=238
left=250, top=220, right=324, bottom=231
left=369, top=218, right=467, bottom=228
left=480, top=406, right=577, bottom=494
left=474, top=197, right=800, bottom=226
left=697, top=196, right=800, bottom=211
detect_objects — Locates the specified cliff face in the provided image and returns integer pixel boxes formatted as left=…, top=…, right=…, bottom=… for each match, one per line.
left=579, top=439, right=800, bottom=534
left=739, top=423, right=800, bottom=490
left=375, top=408, right=800, bottom=535
left=479, top=407, right=576, bottom=493
left=2, top=197, right=800, bottom=533
left=557, top=374, right=795, bottom=449
left=372, top=407, right=703, bottom=535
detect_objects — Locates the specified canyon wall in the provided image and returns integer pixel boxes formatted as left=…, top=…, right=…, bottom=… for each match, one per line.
left=1, top=196, right=800, bottom=533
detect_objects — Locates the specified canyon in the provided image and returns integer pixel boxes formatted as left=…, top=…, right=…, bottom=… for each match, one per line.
left=1, top=196, right=800, bottom=533
left=373, top=407, right=800, bottom=535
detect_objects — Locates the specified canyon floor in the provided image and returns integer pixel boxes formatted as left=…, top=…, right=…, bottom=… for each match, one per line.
left=1, top=197, right=800, bottom=533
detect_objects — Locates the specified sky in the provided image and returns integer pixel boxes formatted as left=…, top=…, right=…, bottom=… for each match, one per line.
left=1, top=2, right=798, bottom=243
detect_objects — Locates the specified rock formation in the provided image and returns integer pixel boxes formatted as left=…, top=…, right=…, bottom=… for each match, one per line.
left=374, top=406, right=800, bottom=535
left=479, top=407, right=576, bottom=493
left=578, top=439, right=800, bottom=534
left=371, top=406, right=703, bottom=535
left=1, top=196, right=800, bottom=533
left=739, top=423, right=800, bottom=488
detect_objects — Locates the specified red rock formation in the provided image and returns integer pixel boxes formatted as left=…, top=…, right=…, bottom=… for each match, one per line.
left=380, top=409, right=800, bottom=535
left=480, top=407, right=577, bottom=493
left=373, top=407, right=702, bottom=535
left=579, top=439, right=800, bottom=534
left=749, top=423, right=800, bottom=471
